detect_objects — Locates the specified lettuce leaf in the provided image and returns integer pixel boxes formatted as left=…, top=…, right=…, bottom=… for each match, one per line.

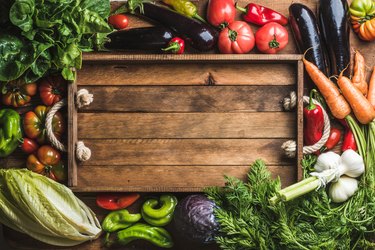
left=0, top=169, right=101, bottom=246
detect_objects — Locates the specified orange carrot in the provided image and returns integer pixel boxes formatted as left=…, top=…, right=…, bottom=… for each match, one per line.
left=303, top=58, right=351, bottom=119
left=368, top=66, right=375, bottom=109
left=338, top=74, right=375, bottom=124
left=352, top=50, right=368, bottom=96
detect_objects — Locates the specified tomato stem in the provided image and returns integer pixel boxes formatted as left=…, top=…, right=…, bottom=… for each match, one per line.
left=269, top=35, right=280, bottom=48
left=219, top=22, right=229, bottom=30
left=228, top=29, right=238, bottom=42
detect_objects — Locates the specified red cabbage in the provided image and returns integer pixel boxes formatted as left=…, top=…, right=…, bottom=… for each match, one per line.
left=173, top=194, right=219, bottom=244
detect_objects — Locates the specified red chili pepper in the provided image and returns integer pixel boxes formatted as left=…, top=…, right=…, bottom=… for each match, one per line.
left=304, top=90, right=324, bottom=146
left=235, top=2, right=288, bottom=26
left=96, top=193, right=140, bottom=211
left=324, top=127, right=342, bottom=150
left=342, top=128, right=358, bottom=152
left=162, top=37, right=185, bottom=54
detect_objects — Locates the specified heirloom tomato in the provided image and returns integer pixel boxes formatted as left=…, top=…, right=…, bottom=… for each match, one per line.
left=218, top=21, right=255, bottom=54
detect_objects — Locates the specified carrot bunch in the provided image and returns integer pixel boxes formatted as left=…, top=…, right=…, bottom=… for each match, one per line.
left=303, top=50, right=375, bottom=125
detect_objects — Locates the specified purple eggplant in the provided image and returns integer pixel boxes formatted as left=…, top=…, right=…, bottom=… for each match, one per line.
left=318, top=0, right=351, bottom=77
left=136, top=2, right=218, bottom=51
left=104, top=26, right=174, bottom=51
left=289, top=3, right=330, bottom=76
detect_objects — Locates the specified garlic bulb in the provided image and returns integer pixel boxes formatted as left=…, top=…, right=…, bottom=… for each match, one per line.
left=340, top=149, right=365, bottom=178
left=328, top=176, right=359, bottom=203
left=314, top=150, right=365, bottom=178
left=314, top=151, right=342, bottom=172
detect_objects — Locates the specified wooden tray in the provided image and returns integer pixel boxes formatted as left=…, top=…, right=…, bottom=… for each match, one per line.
left=67, top=54, right=304, bottom=192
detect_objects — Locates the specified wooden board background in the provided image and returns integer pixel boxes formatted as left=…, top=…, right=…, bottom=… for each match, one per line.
left=69, top=55, right=303, bottom=192
left=2, top=0, right=375, bottom=249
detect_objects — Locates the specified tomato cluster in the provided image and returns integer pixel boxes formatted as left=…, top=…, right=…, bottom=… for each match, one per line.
left=206, top=0, right=288, bottom=54
left=2, top=75, right=67, bottom=183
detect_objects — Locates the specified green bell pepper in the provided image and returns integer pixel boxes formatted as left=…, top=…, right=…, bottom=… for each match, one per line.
left=102, top=209, right=141, bottom=233
left=0, top=109, right=22, bottom=157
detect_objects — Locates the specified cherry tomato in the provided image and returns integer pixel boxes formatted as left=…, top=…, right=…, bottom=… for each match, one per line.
left=218, top=21, right=255, bottom=54
left=20, top=138, right=39, bottom=154
left=96, top=193, right=140, bottom=210
left=108, top=14, right=129, bottom=30
left=255, top=22, right=288, bottom=54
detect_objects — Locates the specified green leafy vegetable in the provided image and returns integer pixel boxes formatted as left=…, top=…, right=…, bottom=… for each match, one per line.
left=0, top=0, right=112, bottom=83
left=206, top=160, right=281, bottom=249
left=206, top=156, right=375, bottom=249
left=0, top=169, right=101, bottom=246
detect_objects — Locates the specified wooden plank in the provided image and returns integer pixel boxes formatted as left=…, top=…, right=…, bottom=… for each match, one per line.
left=74, top=165, right=296, bottom=192
left=80, top=139, right=293, bottom=166
left=77, top=112, right=295, bottom=139
left=297, top=60, right=305, bottom=181
left=82, top=53, right=303, bottom=63
left=77, top=62, right=296, bottom=86
left=68, top=82, right=78, bottom=187
left=78, top=85, right=294, bottom=112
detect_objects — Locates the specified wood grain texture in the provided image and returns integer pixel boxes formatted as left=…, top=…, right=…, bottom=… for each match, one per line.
left=73, top=165, right=295, bottom=192
left=77, top=62, right=296, bottom=86
left=79, top=139, right=293, bottom=166
left=78, top=85, right=293, bottom=113
left=297, top=60, right=304, bottom=181
left=78, top=112, right=295, bottom=139
left=68, top=82, right=78, bottom=186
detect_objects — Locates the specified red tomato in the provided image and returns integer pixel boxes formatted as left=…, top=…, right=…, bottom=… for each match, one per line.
left=39, top=75, right=66, bottom=106
left=48, top=161, right=67, bottom=183
left=20, top=138, right=39, bottom=154
left=96, top=193, right=141, bottom=210
left=218, top=21, right=255, bottom=54
left=207, top=0, right=236, bottom=28
left=37, top=145, right=61, bottom=166
left=255, top=22, right=288, bottom=54
left=26, top=145, right=66, bottom=182
left=108, top=14, right=129, bottom=30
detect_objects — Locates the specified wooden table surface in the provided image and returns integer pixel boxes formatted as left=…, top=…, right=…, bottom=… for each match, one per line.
left=2, top=0, right=375, bottom=249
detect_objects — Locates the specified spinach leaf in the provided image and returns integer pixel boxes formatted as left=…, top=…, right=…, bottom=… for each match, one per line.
left=9, top=0, right=34, bottom=33
left=1, top=0, right=112, bottom=82
left=80, top=0, right=110, bottom=19
left=0, top=33, right=51, bottom=82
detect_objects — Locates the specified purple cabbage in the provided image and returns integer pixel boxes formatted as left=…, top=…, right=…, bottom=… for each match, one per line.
left=173, top=194, right=219, bottom=244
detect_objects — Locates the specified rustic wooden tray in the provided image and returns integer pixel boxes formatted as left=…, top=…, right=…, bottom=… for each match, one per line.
left=67, top=54, right=304, bottom=192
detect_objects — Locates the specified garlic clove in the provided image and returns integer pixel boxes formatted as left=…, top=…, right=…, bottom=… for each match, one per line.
left=314, top=151, right=342, bottom=173
left=340, top=149, right=365, bottom=178
left=328, top=176, right=358, bottom=203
